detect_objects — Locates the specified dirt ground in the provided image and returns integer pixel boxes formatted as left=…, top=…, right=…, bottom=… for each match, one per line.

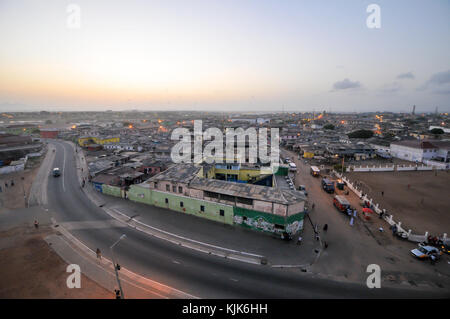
left=345, top=170, right=450, bottom=236
left=0, top=167, right=39, bottom=210
left=0, top=225, right=113, bottom=299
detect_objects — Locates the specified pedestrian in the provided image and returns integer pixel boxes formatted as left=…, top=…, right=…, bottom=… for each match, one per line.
left=5, top=182, right=8, bottom=188
left=96, top=248, right=102, bottom=259
left=297, top=236, right=302, bottom=245
left=430, top=254, right=437, bottom=265
left=392, top=224, right=397, bottom=236
left=323, top=241, right=328, bottom=249
left=10, top=180, right=14, bottom=186
left=311, top=203, right=315, bottom=210
left=381, top=191, right=384, bottom=197
left=323, top=224, right=328, bottom=231
left=34, top=220, right=39, bottom=229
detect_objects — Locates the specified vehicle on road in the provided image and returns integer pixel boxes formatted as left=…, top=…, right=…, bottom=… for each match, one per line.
left=52, top=167, right=61, bottom=177
left=333, top=195, right=350, bottom=212
left=321, top=178, right=335, bottom=193
left=310, top=166, right=320, bottom=177
left=288, top=162, right=297, bottom=172
left=411, top=245, right=442, bottom=259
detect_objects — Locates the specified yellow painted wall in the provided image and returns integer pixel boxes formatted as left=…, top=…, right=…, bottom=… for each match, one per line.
left=303, top=152, right=314, bottom=159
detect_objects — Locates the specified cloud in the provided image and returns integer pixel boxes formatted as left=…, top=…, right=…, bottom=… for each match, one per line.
left=332, top=78, right=361, bottom=91
left=396, top=72, right=414, bottom=80
left=426, top=70, right=450, bottom=86
left=418, top=69, right=450, bottom=91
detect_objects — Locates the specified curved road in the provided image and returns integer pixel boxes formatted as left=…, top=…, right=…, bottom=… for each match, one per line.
left=45, top=140, right=446, bottom=298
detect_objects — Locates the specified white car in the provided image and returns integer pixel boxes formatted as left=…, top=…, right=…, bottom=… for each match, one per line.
left=411, top=245, right=442, bottom=259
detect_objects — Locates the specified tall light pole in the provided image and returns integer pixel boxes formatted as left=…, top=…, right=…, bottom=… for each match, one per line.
left=110, top=234, right=126, bottom=299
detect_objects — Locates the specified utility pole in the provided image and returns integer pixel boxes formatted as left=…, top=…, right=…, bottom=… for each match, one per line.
left=110, top=234, right=126, bottom=299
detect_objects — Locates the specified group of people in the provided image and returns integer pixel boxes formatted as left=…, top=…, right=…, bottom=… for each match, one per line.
left=0, top=179, right=15, bottom=192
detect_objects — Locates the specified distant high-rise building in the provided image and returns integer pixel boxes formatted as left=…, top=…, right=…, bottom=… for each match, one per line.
left=412, top=105, right=416, bottom=115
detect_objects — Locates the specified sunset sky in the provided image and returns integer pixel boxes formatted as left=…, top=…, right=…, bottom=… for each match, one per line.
left=0, top=0, right=449, bottom=112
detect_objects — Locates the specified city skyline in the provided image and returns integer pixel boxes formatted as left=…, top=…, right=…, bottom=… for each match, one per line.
left=1, top=0, right=449, bottom=113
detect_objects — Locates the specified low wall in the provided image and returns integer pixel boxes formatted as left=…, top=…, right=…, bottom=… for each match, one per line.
left=348, top=163, right=446, bottom=172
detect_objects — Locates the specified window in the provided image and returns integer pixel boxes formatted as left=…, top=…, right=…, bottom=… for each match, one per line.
left=165, top=198, right=168, bottom=204
left=200, top=205, right=205, bottom=212
left=166, top=184, right=170, bottom=191
left=219, top=209, right=224, bottom=216
left=172, top=185, right=176, bottom=192
left=236, top=197, right=253, bottom=206
left=178, top=186, right=183, bottom=193
left=180, top=201, right=184, bottom=208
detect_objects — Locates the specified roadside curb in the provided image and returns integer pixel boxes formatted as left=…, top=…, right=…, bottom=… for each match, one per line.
left=48, top=217, right=198, bottom=299
left=105, top=206, right=267, bottom=265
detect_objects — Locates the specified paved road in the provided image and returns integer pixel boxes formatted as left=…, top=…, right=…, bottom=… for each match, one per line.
left=43, top=140, right=448, bottom=298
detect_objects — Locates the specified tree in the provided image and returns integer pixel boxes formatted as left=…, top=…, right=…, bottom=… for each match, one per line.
left=324, top=123, right=335, bottom=130
left=348, top=129, right=374, bottom=139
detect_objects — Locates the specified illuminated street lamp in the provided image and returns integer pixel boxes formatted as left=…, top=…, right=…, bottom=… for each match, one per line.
left=110, top=234, right=126, bottom=299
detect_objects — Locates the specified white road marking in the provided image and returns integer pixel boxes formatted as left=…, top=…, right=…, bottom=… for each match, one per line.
left=112, top=208, right=264, bottom=258
left=229, top=278, right=239, bottom=282
left=172, top=260, right=180, bottom=264
left=62, top=143, right=66, bottom=192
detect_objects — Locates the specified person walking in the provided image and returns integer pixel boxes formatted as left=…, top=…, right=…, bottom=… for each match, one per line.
left=96, top=248, right=102, bottom=259
left=10, top=180, right=14, bottom=187
left=381, top=191, right=384, bottom=197
left=323, top=224, right=328, bottom=231
left=4, top=182, right=8, bottom=188
left=297, top=236, right=302, bottom=245
left=34, top=220, right=39, bottom=229
left=311, top=202, right=315, bottom=210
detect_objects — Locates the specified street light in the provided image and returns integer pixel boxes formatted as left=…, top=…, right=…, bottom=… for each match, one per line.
left=110, top=234, right=126, bottom=299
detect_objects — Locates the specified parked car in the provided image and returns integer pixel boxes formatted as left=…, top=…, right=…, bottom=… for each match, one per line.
left=52, top=167, right=61, bottom=177
left=439, top=243, right=450, bottom=255
left=411, top=245, right=442, bottom=259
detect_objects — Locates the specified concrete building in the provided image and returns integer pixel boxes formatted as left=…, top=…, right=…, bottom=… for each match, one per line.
left=122, top=163, right=307, bottom=238
left=390, top=140, right=438, bottom=162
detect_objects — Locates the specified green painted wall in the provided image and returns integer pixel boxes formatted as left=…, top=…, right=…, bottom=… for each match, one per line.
left=150, top=190, right=234, bottom=225
left=117, top=184, right=305, bottom=236
left=102, top=184, right=123, bottom=198
left=128, top=185, right=152, bottom=204
left=233, top=206, right=304, bottom=235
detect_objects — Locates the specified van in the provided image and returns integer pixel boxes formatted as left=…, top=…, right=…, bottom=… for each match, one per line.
left=333, top=195, right=350, bottom=212
left=310, top=166, right=320, bottom=177
left=321, top=178, right=335, bottom=193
